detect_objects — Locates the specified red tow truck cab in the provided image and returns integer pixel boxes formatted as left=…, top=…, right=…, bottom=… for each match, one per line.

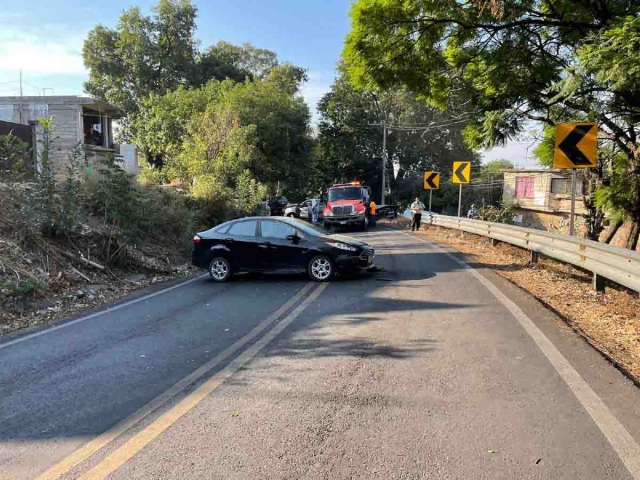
left=323, top=182, right=371, bottom=230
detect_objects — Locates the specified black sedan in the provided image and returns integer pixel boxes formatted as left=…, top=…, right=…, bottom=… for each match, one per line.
left=192, top=217, right=375, bottom=282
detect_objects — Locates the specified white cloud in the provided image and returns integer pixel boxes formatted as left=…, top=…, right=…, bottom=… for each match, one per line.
left=0, top=28, right=87, bottom=75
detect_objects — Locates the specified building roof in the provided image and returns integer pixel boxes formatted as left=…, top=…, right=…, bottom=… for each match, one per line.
left=0, top=96, right=123, bottom=118
left=502, top=168, right=570, bottom=174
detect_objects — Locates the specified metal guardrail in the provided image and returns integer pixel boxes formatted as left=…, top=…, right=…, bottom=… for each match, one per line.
left=429, top=215, right=640, bottom=293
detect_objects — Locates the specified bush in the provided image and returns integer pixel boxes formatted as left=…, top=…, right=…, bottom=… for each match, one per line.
left=58, top=143, right=85, bottom=233
left=0, top=132, right=31, bottom=182
left=26, top=119, right=57, bottom=236
left=476, top=201, right=519, bottom=224
left=0, top=277, right=47, bottom=297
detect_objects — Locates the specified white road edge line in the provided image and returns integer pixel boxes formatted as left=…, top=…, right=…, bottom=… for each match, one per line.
left=0, top=273, right=209, bottom=351
left=34, top=282, right=316, bottom=480
left=396, top=228, right=640, bottom=480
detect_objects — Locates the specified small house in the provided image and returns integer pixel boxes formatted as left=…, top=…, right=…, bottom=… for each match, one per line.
left=0, top=96, right=138, bottom=176
left=502, top=169, right=588, bottom=233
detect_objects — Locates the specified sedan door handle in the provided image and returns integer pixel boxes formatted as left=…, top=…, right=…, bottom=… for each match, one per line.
left=258, top=242, right=271, bottom=249
left=223, top=238, right=234, bottom=244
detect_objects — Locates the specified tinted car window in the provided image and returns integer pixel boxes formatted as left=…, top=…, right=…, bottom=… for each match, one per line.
left=261, top=221, right=297, bottom=240
left=290, top=220, right=330, bottom=237
left=228, top=220, right=257, bottom=236
left=214, top=222, right=231, bottom=234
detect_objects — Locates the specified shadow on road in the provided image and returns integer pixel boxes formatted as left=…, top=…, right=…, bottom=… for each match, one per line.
left=0, top=228, right=471, bottom=445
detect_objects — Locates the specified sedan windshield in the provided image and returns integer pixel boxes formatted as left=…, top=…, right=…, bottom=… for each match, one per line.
left=328, top=187, right=362, bottom=202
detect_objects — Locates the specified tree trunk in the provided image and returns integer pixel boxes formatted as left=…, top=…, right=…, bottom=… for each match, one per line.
left=609, top=220, right=639, bottom=249
left=582, top=195, right=605, bottom=241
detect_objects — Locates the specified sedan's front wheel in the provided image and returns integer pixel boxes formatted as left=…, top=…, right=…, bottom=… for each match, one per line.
left=308, top=255, right=333, bottom=282
left=209, top=257, right=232, bottom=282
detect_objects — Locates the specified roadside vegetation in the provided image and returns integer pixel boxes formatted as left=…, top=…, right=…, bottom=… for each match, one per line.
left=344, top=0, right=640, bottom=246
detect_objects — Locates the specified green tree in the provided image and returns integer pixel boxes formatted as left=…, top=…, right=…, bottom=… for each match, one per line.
left=83, top=0, right=198, bottom=120
left=480, top=159, right=514, bottom=179
left=316, top=67, right=480, bottom=210
left=344, top=0, right=640, bottom=243
left=133, top=81, right=220, bottom=168
left=199, top=41, right=279, bottom=82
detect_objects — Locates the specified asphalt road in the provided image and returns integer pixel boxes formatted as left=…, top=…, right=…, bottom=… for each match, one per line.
left=1, top=228, right=639, bottom=480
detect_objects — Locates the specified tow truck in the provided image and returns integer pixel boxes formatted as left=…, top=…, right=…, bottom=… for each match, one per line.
left=323, top=182, right=371, bottom=230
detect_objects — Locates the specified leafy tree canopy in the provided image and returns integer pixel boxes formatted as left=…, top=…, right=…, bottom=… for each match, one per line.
left=83, top=0, right=292, bottom=118
left=344, top=0, right=640, bottom=228
left=316, top=66, right=480, bottom=209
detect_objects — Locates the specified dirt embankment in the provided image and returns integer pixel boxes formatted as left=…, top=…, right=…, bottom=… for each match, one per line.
left=392, top=219, right=640, bottom=384
left=0, top=236, right=196, bottom=337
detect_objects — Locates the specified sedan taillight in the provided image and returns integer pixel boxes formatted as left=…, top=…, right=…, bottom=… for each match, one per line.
left=193, top=235, right=202, bottom=246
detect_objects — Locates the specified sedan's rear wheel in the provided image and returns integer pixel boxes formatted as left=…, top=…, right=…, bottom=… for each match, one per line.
left=286, top=213, right=295, bottom=218
left=209, top=257, right=232, bottom=282
left=308, top=255, right=333, bottom=282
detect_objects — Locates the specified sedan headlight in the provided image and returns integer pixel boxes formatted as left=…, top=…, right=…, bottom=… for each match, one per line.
left=328, top=242, right=358, bottom=252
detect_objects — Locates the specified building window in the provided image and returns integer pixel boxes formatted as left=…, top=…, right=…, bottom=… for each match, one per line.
left=551, top=178, right=584, bottom=195
left=515, top=177, right=535, bottom=198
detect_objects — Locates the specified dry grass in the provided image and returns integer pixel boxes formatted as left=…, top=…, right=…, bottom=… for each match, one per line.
left=389, top=219, right=640, bottom=383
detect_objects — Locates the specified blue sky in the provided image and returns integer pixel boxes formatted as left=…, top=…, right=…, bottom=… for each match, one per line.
left=0, top=0, right=536, bottom=165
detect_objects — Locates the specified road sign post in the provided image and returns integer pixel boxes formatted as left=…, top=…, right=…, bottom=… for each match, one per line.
left=570, top=168, right=577, bottom=237
left=553, top=122, right=598, bottom=237
left=452, top=162, right=471, bottom=218
left=423, top=171, right=440, bottom=217
left=554, top=122, right=598, bottom=275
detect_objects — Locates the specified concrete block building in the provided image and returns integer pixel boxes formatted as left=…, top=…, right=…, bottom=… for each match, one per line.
left=0, top=96, right=138, bottom=176
left=502, top=168, right=589, bottom=234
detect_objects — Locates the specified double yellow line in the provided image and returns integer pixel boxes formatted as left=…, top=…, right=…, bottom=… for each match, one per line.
left=35, top=282, right=328, bottom=480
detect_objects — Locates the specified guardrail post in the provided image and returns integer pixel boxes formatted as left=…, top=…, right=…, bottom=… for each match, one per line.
left=593, top=273, right=606, bottom=292
left=491, top=238, right=499, bottom=247
left=530, top=251, right=539, bottom=264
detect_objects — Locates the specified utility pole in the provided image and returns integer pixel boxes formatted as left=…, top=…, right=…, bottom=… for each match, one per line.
left=381, top=122, right=387, bottom=205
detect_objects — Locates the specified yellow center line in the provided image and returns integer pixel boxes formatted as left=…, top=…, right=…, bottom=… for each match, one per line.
left=79, top=282, right=328, bottom=480
left=34, top=282, right=316, bottom=480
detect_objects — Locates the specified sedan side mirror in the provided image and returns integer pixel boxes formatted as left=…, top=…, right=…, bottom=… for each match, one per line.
left=286, top=234, right=301, bottom=244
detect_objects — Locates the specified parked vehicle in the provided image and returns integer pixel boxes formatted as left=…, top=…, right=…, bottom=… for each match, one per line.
left=323, top=182, right=370, bottom=230
left=284, top=203, right=300, bottom=218
left=298, top=198, right=326, bottom=222
left=376, top=204, right=398, bottom=219
left=192, top=217, right=375, bottom=282
left=268, top=196, right=289, bottom=216
left=256, top=201, right=271, bottom=216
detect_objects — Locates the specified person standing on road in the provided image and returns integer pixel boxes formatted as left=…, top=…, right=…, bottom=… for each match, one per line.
left=410, top=197, right=425, bottom=231
left=369, top=200, right=377, bottom=227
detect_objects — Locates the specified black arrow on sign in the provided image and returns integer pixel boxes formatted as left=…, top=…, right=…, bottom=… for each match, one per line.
left=455, top=163, right=468, bottom=183
left=426, top=172, right=438, bottom=189
left=559, top=124, right=595, bottom=166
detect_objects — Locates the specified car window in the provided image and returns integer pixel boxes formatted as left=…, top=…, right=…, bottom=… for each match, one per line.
left=261, top=220, right=298, bottom=240
left=214, top=222, right=231, bottom=234
left=228, top=220, right=257, bottom=236
left=289, top=219, right=330, bottom=237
